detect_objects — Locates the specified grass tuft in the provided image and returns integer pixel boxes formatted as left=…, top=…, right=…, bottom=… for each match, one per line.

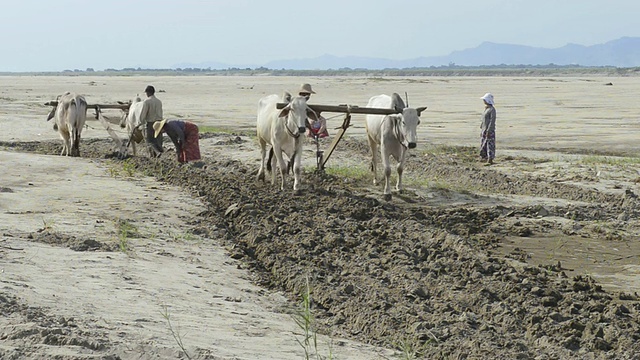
left=293, top=277, right=333, bottom=360
left=115, top=219, right=137, bottom=253
left=161, top=304, right=192, bottom=359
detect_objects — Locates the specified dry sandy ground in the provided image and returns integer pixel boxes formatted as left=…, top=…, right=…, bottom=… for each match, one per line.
left=2, top=75, right=640, bottom=358
left=0, top=152, right=398, bottom=359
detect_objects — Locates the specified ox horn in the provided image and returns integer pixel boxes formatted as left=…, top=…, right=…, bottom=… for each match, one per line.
left=405, top=92, right=409, bottom=107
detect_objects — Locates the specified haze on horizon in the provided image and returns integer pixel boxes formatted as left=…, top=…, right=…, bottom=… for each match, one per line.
left=2, top=0, right=639, bottom=72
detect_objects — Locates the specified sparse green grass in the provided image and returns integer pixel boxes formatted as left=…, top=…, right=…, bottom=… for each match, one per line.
left=324, top=165, right=370, bottom=182
left=168, top=230, right=199, bottom=243
left=579, top=155, right=640, bottom=166
left=199, top=125, right=255, bottom=138
left=199, top=125, right=235, bottom=134
left=160, top=304, right=191, bottom=359
left=105, top=158, right=137, bottom=178
left=420, top=144, right=477, bottom=162
left=393, top=330, right=438, bottom=360
left=405, top=176, right=477, bottom=196
left=116, top=219, right=138, bottom=253
left=40, top=218, right=55, bottom=232
left=293, top=277, right=332, bottom=360
left=121, top=159, right=136, bottom=177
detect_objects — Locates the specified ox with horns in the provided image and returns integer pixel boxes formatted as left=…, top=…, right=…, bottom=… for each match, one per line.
left=46, top=92, right=88, bottom=157
left=256, top=92, right=315, bottom=191
left=365, top=93, right=426, bottom=199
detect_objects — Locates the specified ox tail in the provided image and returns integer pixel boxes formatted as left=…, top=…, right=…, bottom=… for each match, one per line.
left=266, top=147, right=294, bottom=174
left=288, top=151, right=296, bottom=174
left=68, top=96, right=87, bottom=156
left=266, top=147, right=274, bottom=172
left=68, top=99, right=80, bottom=156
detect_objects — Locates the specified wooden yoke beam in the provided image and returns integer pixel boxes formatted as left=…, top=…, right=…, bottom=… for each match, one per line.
left=276, top=103, right=400, bottom=116
left=44, top=101, right=132, bottom=111
left=275, top=102, right=400, bottom=171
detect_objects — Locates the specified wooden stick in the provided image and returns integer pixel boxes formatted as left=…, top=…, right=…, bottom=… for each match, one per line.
left=44, top=101, right=131, bottom=111
left=321, top=113, right=352, bottom=169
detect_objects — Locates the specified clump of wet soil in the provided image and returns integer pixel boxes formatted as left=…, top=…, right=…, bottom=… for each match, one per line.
left=4, top=231, right=119, bottom=252
left=5, top=138, right=640, bottom=359
left=0, top=293, right=111, bottom=359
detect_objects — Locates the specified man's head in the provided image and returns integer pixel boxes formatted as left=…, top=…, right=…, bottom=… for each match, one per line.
left=298, top=83, right=315, bottom=99
left=144, top=85, right=156, bottom=96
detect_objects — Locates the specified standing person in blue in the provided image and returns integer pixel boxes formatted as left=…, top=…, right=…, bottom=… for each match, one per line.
left=140, top=85, right=164, bottom=157
left=479, top=92, right=497, bottom=165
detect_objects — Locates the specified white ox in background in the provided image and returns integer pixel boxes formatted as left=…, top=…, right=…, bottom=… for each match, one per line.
left=256, top=93, right=312, bottom=191
left=119, top=95, right=146, bottom=156
left=365, top=93, right=426, bottom=199
left=50, top=92, right=88, bottom=157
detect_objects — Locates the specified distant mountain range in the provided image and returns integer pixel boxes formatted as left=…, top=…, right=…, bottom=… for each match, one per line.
left=173, top=37, right=640, bottom=70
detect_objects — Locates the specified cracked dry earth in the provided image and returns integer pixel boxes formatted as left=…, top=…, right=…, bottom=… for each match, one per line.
left=2, top=133, right=640, bottom=360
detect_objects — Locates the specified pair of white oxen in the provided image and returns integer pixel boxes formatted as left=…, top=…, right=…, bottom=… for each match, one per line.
left=48, top=92, right=145, bottom=158
left=256, top=92, right=426, bottom=198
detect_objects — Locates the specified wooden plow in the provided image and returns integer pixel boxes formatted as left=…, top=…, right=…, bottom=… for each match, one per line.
left=45, top=100, right=134, bottom=158
left=277, top=103, right=400, bottom=171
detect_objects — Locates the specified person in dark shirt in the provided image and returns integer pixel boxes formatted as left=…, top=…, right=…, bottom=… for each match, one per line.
left=153, top=119, right=201, bottom=163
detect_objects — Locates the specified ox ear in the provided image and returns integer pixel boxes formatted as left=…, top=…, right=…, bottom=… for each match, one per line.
left=46, top=108, right=56, bottom=121
left=278, top=107, right=290, bottom=118
left=306, top=109, right=319, bottom=122
left=416, top=106, right=427, bottom=116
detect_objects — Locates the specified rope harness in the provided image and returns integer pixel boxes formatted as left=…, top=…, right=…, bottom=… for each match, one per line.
left=384, top=115, right=409, bottom=149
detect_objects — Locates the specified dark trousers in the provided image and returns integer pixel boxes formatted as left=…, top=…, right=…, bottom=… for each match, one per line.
left=146, top=122, right=163, bottom=157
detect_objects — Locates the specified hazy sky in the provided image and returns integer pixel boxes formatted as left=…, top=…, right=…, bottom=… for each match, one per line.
left=2, top=0, right=639, bottom=71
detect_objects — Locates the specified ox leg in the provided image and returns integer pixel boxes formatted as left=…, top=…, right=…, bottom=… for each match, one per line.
left=129, top=125, right=137, bottom=157
left=270, top=152, right=277, bottom=185
left=60, top=131, right=71, bottom=156
left=367, top=135, right=379, bottom=185
left=292, top=140, right=302, bottom=191
left=71, top=128, right=80, bottom=157
left=382, top=148, right=392, bottom=198
left=257, top=139, right=267, bottom=182
left=272, top=145, right=288, bottom=191
left=396, top=151, right=406, bottom=192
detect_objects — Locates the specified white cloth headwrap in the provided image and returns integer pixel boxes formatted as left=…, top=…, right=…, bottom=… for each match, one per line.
left=481, top=93, right=494, bottom=105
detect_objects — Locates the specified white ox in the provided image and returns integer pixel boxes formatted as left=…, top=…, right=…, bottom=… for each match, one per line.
left=51, top=92, right=88, bottom=157
left=365, top=93, right=426, bottom=199
left=256, top=93, right=311, bottom=191
left=119, top=95, right=145, bottom=156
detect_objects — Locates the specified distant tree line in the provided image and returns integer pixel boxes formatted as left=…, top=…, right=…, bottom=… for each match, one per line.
left=4, top=64, right=640, bottom=77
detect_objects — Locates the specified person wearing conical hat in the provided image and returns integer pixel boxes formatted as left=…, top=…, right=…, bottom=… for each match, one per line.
left=153, top=119, right=201, bottom=163
left=479, top=92, right=496, bottom=165
left=298, top=83, right=329, bottom=141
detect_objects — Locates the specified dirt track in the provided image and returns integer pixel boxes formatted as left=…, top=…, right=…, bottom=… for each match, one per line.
left=3, top=132, right=640, bottom=359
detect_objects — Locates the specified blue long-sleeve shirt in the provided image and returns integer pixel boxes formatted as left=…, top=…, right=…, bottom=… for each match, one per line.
left=163, top=120, right=186, bottom=149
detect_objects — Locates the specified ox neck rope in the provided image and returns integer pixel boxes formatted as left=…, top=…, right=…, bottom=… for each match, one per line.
left=390, top=116, right=409, bottom=149
left=283, top=115, right=301, bottom=139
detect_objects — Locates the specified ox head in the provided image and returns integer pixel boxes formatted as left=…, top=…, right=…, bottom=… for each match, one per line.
left=278, top=96, right=309, bottom=136
left=397, top=106, right=427, bottom=149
